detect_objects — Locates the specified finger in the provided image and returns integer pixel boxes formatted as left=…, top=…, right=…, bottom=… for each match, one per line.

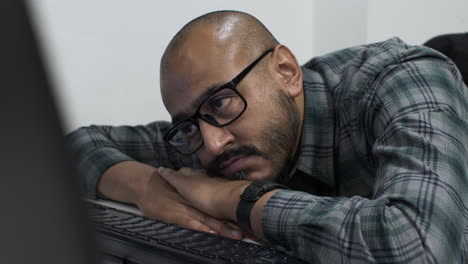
left=178, top=167, right=194, bottom=176
left=224, top=221, right=243, bottom=232
left=178, top=167, right=206, bottom=174
left=173, top=203, right=242, bottom=239
left=195, top=213, right=243, bottom=240
left=157, top=167, right=185, bottom=190
left=166, top=212, right=215, bottom=234
left=223, top=221, right=246, bottom=240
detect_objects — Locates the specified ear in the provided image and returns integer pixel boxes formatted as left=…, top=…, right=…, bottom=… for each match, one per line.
left=270, top=45, right=303, bottom=98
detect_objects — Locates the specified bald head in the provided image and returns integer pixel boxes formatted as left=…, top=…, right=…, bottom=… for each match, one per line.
left=159, top=11, right=304, bottom=180
left=160, top=11, right=279, bottom=79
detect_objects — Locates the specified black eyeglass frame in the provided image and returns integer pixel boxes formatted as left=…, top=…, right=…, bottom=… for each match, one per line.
left=164, top=48, right=274, bottom=155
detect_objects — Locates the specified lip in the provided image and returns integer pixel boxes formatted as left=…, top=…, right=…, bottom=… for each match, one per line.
left=220, top=156, right=247, bottom=176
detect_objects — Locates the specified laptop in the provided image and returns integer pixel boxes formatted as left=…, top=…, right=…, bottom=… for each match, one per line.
left=0, top=1, right=302, bottom=263
left=0, top=1, right=99, bottom=263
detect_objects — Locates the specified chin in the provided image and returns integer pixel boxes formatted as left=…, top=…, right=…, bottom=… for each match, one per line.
left=242, top=168, right=277, bottom=182
left=219, top=158, right=281, bottom=181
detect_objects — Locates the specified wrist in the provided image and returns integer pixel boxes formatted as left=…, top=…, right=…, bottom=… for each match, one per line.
left=235, top=181, right=286, bottom=235
left=135, top=167, right=159, bottom=206
left=225, top=180, right=252, bottom=221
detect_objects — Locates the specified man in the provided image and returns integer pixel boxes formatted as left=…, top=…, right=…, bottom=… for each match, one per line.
left=69, top=11, right=468, bottom=263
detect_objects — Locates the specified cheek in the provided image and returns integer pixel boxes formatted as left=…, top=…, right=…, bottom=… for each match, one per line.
left=229, top=110, right=266, bottom=143
left=196, top=151, right=212, bottom=168
left=243, top=79, right=284, bottom=121
left=232, top=93, right=276, bottom=138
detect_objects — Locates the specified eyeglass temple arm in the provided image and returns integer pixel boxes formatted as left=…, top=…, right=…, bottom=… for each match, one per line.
left=231, top=48, right=274, bottom=84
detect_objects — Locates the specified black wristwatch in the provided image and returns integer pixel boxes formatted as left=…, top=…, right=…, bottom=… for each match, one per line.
left=236, top=181, right=286, bottom=234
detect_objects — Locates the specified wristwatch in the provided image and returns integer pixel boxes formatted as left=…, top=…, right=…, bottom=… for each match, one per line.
left=236, top=181, right=286, bottom=234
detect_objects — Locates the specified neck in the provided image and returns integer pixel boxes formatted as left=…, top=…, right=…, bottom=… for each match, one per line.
left=292, top=88, right=305, bottom=160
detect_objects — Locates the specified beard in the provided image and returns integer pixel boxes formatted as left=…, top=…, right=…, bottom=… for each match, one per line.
left=207, top=88, right=302, bottom=181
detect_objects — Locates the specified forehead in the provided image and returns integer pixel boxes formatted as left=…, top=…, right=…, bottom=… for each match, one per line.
left=161, top=39, right=243, bottom=121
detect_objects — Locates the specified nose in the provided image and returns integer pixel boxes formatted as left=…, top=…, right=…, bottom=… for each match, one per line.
left=198, top=120, right=234, bottom=157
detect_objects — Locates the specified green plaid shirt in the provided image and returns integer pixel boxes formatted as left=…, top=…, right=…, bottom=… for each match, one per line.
left=68, top=38, right=468, bottom=263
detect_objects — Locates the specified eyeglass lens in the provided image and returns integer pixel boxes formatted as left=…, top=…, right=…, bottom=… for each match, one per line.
left=167, top=87, right=246, bottom=153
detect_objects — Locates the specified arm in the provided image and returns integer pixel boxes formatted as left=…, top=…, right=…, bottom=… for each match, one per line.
left=97, top=160, right=156, bottom=205
left=67, top=122, right=243, bottom=239
left=159, top=58, right=468, bottom=263
left=67, top=121, right=192, bottom=198
left=259, top=58, right=468, bottom=262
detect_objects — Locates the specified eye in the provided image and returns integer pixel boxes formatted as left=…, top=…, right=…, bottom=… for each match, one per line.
left=199, top=88, right=240, bottom=121
left=179, top=123, right=198, bottom=137
left=209, top=96, right=232, bottom=111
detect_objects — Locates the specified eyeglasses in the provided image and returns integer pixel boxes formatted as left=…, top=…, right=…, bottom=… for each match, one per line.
left=164, top=48, right=274, bottom=155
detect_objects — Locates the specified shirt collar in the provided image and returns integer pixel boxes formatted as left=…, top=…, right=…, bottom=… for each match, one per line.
left=287, top=65, right=336, bottom=188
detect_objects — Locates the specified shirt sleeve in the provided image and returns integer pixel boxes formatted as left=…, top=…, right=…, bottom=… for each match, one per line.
left=261, top=58, right=468, bottom=263
left=66, top=121, right=202, bottom=198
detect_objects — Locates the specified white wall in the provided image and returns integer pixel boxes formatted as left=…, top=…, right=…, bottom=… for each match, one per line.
left=313, top=0, right=368, bottom=56
left=30, top=0, right=314, bottom=131
left=367, top=0, right=468, bottom=45
left=29, top=0, right=468, bottom=132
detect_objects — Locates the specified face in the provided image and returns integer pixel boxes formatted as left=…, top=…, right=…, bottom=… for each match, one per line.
left=162, top=37, right=301, bottom=181
left=205, top=86, right=301, bottom=181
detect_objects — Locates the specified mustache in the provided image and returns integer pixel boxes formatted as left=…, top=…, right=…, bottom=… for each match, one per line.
left=207, top=145, right=268, bottom=175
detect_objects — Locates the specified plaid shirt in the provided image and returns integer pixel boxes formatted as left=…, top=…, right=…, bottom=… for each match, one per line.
left=68, top=38, right=468, bottom=263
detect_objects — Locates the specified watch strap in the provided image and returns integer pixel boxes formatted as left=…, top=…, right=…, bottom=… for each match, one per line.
left=236, top=181, right=286, bottom=234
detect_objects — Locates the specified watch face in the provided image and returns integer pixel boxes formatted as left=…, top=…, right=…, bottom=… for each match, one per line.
left=240, top=189, right=260, bottom=201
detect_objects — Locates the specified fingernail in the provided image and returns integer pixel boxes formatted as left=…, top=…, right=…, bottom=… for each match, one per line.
left=231, top=230, right=242, bottom=239
left=209, top=230, right=216, bottom=234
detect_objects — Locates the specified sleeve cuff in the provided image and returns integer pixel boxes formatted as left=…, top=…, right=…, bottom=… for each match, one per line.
left=261, top=189, right=313, bottom=252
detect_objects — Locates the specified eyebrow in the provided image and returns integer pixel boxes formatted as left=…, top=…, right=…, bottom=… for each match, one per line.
left=171, top=82, right=226, bottom=124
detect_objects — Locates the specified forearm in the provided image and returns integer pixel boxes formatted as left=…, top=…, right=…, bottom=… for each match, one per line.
left=156, top=167, right=281, bottom=240
left=67, top=122, right=195, bottom=198
left=155, top=167, right=462, bottom=263
left=98, top=161, right=156, bottom=205
left=261, top=190, right=466, bottom=263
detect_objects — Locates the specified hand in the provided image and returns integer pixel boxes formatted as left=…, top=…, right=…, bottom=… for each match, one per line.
left=135, top=169, right=243, bottom=240
left=157, top=167, right=251, bottom=222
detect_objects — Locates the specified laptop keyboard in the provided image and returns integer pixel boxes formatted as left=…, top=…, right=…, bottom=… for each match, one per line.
left=86, top=201, right=302, bottom=263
